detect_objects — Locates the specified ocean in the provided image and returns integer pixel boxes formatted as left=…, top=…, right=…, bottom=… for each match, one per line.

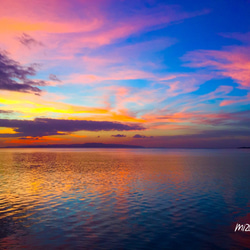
left=0, top=148, right=249, bottom=249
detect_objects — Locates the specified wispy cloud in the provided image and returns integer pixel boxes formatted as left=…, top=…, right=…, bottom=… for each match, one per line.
left=66, top=69, right=155, bottom=85
left=220, top=93, right=250, bottom=106
left=144, top=109, right=250, bottom=129
left=0, top=0, right=208, bottom=67
left=49, top=74, right=61, bottom=82
left=182, top=33, right=250, bottom=89
left=17, top=33, right=44, bottom=49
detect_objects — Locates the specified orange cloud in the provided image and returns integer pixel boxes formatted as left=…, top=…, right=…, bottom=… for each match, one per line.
left=0, top=18, right=102, bottom=33
left=7, top=136, right=67, bottom=145
left=0, top=128, right=17, bottom=134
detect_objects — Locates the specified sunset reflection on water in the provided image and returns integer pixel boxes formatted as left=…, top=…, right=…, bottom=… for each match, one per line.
left=0, top=148, right=250, bottom=249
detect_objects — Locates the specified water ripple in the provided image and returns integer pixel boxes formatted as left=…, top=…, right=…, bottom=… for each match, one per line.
left=0, top=148, right=250, bottom=249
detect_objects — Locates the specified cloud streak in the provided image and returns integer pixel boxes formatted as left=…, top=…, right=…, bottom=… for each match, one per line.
left=133, top=134, right=154, bottom=139
left=111, top=134, right=126, bottom=137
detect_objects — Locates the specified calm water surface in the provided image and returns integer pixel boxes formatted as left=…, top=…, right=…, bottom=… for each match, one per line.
left=0, top=148, right=249, bottom=249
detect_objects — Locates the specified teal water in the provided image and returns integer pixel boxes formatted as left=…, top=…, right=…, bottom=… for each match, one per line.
left=0, top=148, right=249, bottom=249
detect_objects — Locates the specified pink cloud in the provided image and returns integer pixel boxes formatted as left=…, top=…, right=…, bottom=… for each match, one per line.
left=142, top=108, right=250, bottom=128
left=220, top=93, right=250, bottom=106
left=66, top=70, right=155, bottom=85
left=0, top=0, right=208, bottom=65
left=159, top=73, right=213, bottom=96
left=221, top=32, right=250, bottom=44
left=182, top=33, right=250, bottom=89
left=81, top=56, right=123, bottom=71
left=93, top=85, right=164, bottom=116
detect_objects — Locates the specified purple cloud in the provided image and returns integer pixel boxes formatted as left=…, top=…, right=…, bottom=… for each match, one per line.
left=0, top=50, right=48, bottom=94
left=112, top=134, right=126, bottom=137
left=0, top=118, right=145, bottom=137
left=133, top=134, right=154, bottom=139
left=49, top=74, right=61, bottom=82
left=19, top=137, right=39, bottom=140
left=17, top=33, right=44, bottom=49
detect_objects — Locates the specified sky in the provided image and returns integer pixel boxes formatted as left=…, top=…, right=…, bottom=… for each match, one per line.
left=0, top=0, right=250, bottom=148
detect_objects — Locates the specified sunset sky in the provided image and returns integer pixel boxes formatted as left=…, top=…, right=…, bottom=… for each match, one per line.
left=0, top=0, right=250, bottom=148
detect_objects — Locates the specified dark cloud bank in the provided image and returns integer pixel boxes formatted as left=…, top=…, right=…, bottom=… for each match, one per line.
left=0, top=118, right=145, bottom=137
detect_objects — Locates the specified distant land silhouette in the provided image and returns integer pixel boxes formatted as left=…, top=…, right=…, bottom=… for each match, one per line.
left=1, top=143, right=144, bottom=149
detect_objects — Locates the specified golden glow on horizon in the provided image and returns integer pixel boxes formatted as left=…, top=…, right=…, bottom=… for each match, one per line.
left=0, top=93, right=146, bottom=123
left=7, top=135, right=68, bottom=144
